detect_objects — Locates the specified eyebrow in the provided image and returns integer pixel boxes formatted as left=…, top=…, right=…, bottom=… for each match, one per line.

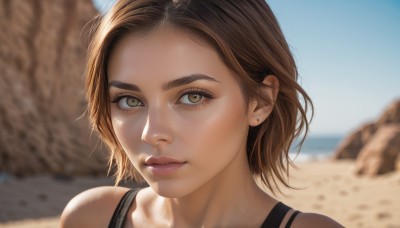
left=108, top=80, right=140, bottom=92
left=108, top=74, right=220, bottom=92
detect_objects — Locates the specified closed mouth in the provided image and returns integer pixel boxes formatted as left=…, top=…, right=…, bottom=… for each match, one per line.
left=144, top=156, right=187, bottom=166
left=144, top=156, right=187, bottom=176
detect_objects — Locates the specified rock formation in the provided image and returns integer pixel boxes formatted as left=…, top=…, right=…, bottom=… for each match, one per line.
left=0, top=0, right=108, bottom=176
left=376, top=99, right=400, bottom=126
left=355, top=124, right=400, bottom=175
left=333, top=123, right=376, bottom=159
left=333, top=100, right=400, bottom=175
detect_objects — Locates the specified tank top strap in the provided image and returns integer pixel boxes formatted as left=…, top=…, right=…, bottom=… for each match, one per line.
left=261, top=202, right=300, bottom=228
left=286, top=210, right=301, bottom=227
left=108, top=188, right=141, bottom=228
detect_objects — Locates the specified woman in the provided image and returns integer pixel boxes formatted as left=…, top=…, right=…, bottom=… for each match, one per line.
left=61, top=0, right=342, bottom=227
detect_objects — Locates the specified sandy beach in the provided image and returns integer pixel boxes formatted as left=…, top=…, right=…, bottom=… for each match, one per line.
left=272, top=160, right=400, bottom=228
left=1, top=160, right=399, bottom=228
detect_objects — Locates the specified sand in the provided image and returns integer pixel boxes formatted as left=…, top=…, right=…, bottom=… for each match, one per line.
left=271, top=160, right=400, bottom=228
left=1, top=160, right=399, bottom=228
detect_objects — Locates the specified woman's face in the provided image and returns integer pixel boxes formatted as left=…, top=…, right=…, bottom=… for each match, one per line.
left=108, top=27, right=253, bottom=197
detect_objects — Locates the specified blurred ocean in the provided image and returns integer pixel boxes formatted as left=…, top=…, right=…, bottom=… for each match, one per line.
left=289, top=135, right=343, bottom=162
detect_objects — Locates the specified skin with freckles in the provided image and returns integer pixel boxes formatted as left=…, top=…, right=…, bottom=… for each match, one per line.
left=107, top=26, right=278, bottom=226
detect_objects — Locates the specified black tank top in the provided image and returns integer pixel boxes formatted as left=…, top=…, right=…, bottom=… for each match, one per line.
left=108, top=189, right=300, bottom=228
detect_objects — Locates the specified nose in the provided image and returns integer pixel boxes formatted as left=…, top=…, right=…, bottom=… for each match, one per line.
left=141, top=108, right=174, bottom=146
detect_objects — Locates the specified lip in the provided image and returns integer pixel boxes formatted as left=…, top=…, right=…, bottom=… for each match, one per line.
left=144, top=156, right=187, bottom=176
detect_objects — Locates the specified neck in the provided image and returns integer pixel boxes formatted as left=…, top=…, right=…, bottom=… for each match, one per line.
left=161, top=153, right=275, bottom=227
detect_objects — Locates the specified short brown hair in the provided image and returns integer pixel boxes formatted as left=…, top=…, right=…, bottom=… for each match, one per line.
left=85, top=0, right=313, bottom=192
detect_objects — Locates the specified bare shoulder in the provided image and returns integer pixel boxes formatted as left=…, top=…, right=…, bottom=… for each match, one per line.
left=291, top=212, right=344, bottom=228
left=59, top=186, right=131, bottom=228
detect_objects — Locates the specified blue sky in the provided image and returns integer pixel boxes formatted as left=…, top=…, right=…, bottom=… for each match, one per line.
left=267, top=1, right=400, bottom=135
left=93, top=0, right=400, bottom=136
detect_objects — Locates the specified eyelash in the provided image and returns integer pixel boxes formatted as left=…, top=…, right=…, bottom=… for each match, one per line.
left=177, top=88, right=214, bottom=109
left=110, top=94, right=144, bottom=110
left=110, top=88, right=214, bottom=111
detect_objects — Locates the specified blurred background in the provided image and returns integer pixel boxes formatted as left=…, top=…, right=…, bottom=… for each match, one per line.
left=270, top=0, right=400, bottom=135
left=268, top=0, right=400, bottom=162
left=0, top=0, right=399, bottom=227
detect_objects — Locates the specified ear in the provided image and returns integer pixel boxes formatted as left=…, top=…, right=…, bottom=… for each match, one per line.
left=248, top=75, right=279, bottom=127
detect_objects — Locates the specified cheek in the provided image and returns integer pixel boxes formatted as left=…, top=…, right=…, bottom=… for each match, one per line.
left=111, top=113, right=144, bottom=156
left=180, top=93, right=249, bottom=162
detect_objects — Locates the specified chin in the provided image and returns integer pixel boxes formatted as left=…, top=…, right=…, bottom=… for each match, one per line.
left=146, top=178, right=198, bottom=198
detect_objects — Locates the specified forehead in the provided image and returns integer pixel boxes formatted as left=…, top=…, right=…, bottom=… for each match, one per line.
left=106, top=25, right=232, bottom=83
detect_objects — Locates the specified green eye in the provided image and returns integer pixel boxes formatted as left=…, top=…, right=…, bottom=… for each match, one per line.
left=126, top=97, right=140, bottom=106
left=180, top=94, right=203, bottom=104
left=118, top=97, right=142, bottom=109
left=188, top=94, right=202, bottom=103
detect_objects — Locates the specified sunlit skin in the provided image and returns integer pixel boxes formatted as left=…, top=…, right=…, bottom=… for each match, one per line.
left=107, top=25, right=279, bottom=226
left=60, top=24, right=343, bottom=228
